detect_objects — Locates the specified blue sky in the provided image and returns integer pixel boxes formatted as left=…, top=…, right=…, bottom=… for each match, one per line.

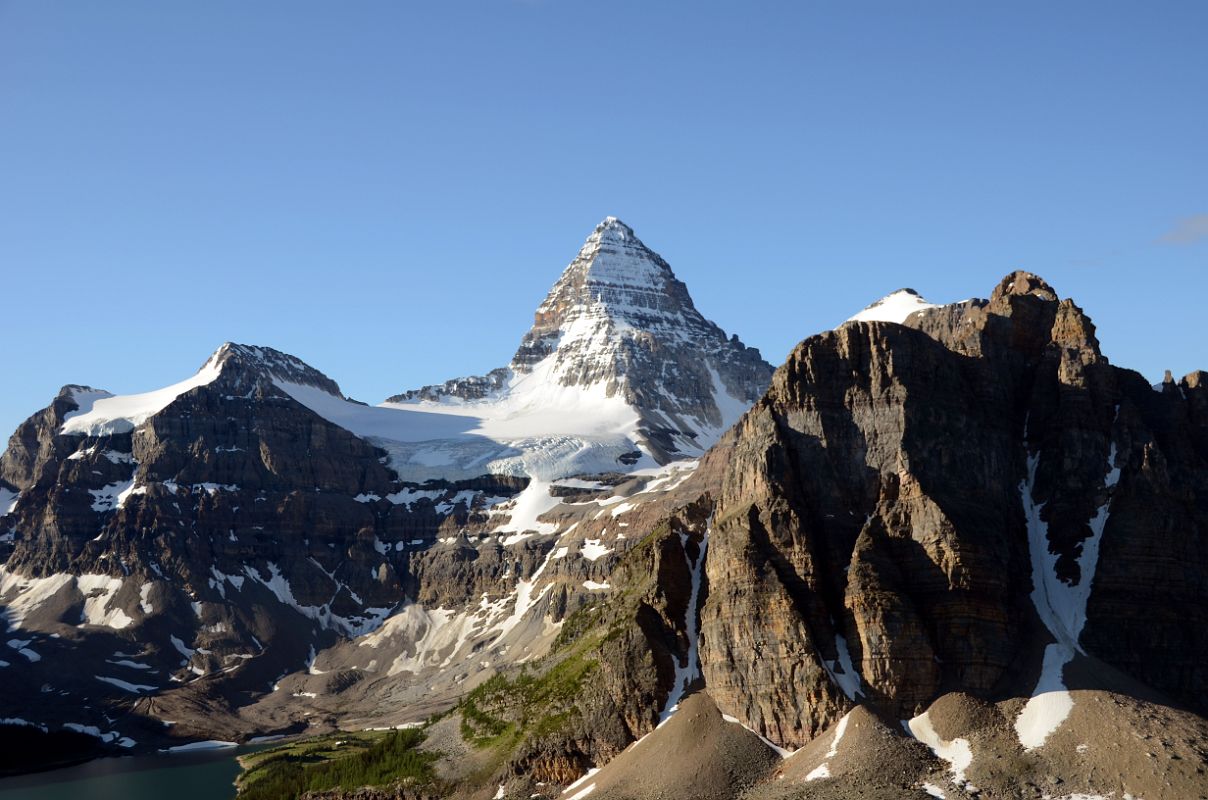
left=1, top=1, right=1205, bottom=437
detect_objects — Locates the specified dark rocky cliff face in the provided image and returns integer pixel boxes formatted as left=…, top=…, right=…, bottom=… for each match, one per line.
left=699, top=271, right=1208, bottom=750
left=0, top=344, right=535, bottom=744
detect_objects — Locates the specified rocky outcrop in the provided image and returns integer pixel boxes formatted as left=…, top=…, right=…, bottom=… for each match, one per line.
left=389, top=369, right=510, bottom=404
left=1, top=385, right=108, bottom=491
left=699, top=270, right=1208, bottom=753
left=468, top=498, right=716, bottom=794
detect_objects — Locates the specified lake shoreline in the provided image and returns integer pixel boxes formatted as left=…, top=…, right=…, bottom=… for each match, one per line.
left=0, top=742, right=272, bottom=800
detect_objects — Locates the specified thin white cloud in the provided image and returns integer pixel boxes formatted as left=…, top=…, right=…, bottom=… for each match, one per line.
left=1158, top=213, right=1208, bottom=245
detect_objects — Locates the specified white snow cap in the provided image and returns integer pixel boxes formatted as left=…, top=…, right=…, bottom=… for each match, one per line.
left=60, top=352, right=226, bottom=436
left=526, top=214, right=683, bottom=336
left=846, top=289, right=938, bottom=325
left=597, top=215, right=629, bottom=232
left=58, top=342, right=346, bottom=437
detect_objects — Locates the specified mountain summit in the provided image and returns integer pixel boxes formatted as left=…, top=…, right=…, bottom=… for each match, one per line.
left=845, top=287, right=938, bottom=324
left=516, top=215, right=697, bottom=368
left=391, top=217, right=773, bottom=463
left=56, top=343, right=344, bottom=438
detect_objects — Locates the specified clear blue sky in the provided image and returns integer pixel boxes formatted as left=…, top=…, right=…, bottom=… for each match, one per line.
left=2, top=1, right=1206, bottom=437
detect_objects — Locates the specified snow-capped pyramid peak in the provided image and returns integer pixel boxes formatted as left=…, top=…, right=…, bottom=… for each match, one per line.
left=550, top=217, right=675, bottom=296
left=515, top=218, right=697, bottom=374
left=846, top=288, right=938, bottom=325
left=389, top=218, right=774, bottom=467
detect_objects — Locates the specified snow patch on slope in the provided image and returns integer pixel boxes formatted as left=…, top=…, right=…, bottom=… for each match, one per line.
left=78, top=575, right=133, bottom=629
left=89, top=480, right=136, bottom=512
left=492, top=480, right=560, bottom=540
left=1014, top=643, right=1076, bottom=750
left=360, top=544, right=561, bottom=677
left=907, top=710, right=973, bottom=785
left=0, top=487, right=20, bottom=516
left=242, top=562, right=392, bottom=638
left=96, top=675, right=156, bottom=694
left=0, top=569, right=132, bottom=630
left=804, top=710, right=852, bottom=782
left=579, top=539, right=613, bottom=561
left=720, top=713, right=793, bottom=759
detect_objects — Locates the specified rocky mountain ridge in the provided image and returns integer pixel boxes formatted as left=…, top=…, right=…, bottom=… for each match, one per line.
left=680, top=270, right=1208, bottom=798
left=0, top=218, right=768, bottom=772
left=1, top=242, right=1206, bottom=799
